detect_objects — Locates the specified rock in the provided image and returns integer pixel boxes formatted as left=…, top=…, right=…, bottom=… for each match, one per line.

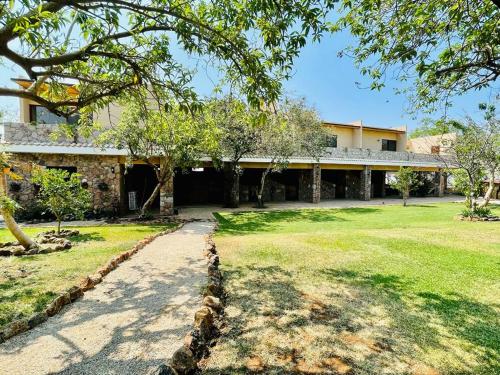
left=90, top=273, right=102, bottom=285
left=0, top=249, right=12, bottom=256
left=204, top=282, right=222, bottom=298
left=12, top=247, right=26, bottom=256
left=146, top=364, right=178, bottom=375
left=46, top=292, right=71, bottom=316
left=203, top=296, right=222, bottom=313
left=169, top=346, right=197, bottom=374
left=27, top=312, right=48, bottom=328
left=194, top=306, right=214, bottom=340
left=2, top=319, right=29, bottom=339
left=208, top=254, right=219, bottom=267
left=79, top=276, right=95, bottom=291
left=207, top=266, right=222, bottom=280
left=67, top=286, right=83, bottom=302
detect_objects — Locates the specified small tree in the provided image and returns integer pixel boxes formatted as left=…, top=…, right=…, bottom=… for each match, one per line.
left=391, top=167, right=417, bottom=206
left=206, top=97, right=263, bottom=208
left=255, top=99, right=327, bottom=208
left=101, top=92, right=217, bottom=216
left=443, top=106, right=499, bottom=211
left=32, top=168, right=91, bottom=235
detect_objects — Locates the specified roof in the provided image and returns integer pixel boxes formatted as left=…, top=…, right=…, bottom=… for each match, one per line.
left=12, top=78, right=79, bottom=97
left=322, top=121, right=406, bottom=134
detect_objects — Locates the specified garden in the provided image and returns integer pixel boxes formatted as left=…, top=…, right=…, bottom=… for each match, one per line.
left=202, top=203, right=500, bottom=375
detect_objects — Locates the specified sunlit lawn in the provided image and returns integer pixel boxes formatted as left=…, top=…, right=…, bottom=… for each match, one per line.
left=0, top=224, right=175, bottom=329
left=203, top=203, right=500, bottom=375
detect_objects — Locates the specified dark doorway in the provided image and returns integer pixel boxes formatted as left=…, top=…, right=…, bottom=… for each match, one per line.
left=371, top=170, right=386, bottom=198
left=124, top=164, right=159, bottom=211
left=174, top=167, right=225, bottom=205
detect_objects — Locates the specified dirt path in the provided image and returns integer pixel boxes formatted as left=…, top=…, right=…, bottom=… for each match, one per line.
left=0, top=221, right=214, bottom=375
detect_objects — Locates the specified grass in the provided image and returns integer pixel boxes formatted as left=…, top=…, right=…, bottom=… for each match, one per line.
left=203, top=203, right=500, bottom=375
left=0, top=223, right=175, bottom=329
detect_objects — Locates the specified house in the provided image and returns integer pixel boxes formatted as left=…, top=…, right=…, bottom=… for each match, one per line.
left=1, top=80, right=447, bottom=216
left=407, top=133, right=456, bottom=155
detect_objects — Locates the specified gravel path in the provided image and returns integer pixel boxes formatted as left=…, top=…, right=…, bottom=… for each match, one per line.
left=0, top=221, right=214, bottom=375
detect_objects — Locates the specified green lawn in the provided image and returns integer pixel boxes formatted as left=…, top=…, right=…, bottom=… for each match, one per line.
left=0, top=223, right=175, bottom=329
left=203, top=203, right=500, bottom=375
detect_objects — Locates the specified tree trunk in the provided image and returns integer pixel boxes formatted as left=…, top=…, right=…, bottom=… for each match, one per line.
left=0, top=173, right=36, bottom=249
left=57, top=217, right=61, bottom=235
left=224, top=162, right=240, bottom=208
left=479, top=171, right=495, bottom=208
left=140, top=182, right=162, bottom=217
left=403, top=191, right=408, bottom=207
left=257, top=168, right=270, bottom=208
left=3, top=211, right=36, bottom=249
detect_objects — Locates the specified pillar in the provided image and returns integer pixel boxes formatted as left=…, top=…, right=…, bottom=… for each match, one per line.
left=223, top=162, right=240, bottom=208
left=312, top=163, right=321, bottom=204
left=159, top=161, right=174, bottom=215
left=360, top=165, right=371, bottom=201
left=434, top=170, right=445, bottom=197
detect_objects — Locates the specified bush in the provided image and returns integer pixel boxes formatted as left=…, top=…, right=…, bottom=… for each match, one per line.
left=461, top=207, right=492, bottom=218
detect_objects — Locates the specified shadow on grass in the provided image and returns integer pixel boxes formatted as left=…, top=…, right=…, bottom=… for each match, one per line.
left=320, top=268, right=500, bottom=374
left=70, top=232, right=106, bottom=243
left=214, top=207, right=380, bottom=235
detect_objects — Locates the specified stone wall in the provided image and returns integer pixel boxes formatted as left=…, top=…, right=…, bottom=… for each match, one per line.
left=360, top=166, right=371, bottom=201
left=7, top=153, right=122, bottom=216
left=345, top=171, right=361, bottom=199
left=298, top=164, right=321, bottom=203
left=321, top=180, right=336, bottom=200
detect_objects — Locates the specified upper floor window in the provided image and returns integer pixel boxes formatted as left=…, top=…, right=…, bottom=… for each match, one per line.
left=29, top=105, right=79, bottom=125
left=431, top=145, right=440, bottom=154
left=326, top=135, right=338, bottom=148
left=381, top=139, right=397, bottom=151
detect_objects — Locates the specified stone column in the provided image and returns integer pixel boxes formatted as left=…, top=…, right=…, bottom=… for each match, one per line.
left=360, top=165, right=371, bottom=201
left=433, top=170, right=445, bottom=197
left=159, top=161, right=174, bottom=215
left=312, top=163, right=321, bottom=204
left=223, top=162, right=240, bottom=208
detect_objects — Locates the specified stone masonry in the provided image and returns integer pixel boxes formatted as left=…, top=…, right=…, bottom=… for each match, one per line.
left=7, top=153, right=122, bottom=215
left=298, top=164, right=321, bottom=203
left=360, top=166, right=371, bottom=201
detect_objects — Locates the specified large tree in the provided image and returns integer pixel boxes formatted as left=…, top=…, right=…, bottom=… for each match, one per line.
left=335, top=0, right=500, bottom=112
left=0, top=0, right=336, bottom=117
left=100, top=92, right=217, bottom=216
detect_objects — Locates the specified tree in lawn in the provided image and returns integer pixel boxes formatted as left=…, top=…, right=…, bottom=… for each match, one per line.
left=206, top=97, right=263, bottom=208
left=0, top=154, right=37, bottom=249
left=31, top=168, right=91, bottom=235
left=444, top=106, right=499, bottom=211
left=101, top=94, right=217, bottom=217
left=0, top=0, right=336, bottom=118
left=255, top=99, right=327, bottom=208
left=390, top=167, right=417, bottom=206
left=334, top=0, right=499, bottom=112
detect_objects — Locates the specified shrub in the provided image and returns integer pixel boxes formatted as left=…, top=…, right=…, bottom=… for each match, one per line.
left=461, top=207, right=492, bottom=218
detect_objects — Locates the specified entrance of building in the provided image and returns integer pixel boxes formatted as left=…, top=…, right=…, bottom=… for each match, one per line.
left=173, top=167, right=225, bottom=205
left=124, top=164, right=160, bottom=212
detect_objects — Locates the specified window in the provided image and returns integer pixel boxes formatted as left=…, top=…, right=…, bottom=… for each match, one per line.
left=431, top=145, right=440, bottom=154
left=29, top=105, right=79, bottom=124
left=381, top=139, right=397, bottom=151
left=326, top=135, right=338, bottom=148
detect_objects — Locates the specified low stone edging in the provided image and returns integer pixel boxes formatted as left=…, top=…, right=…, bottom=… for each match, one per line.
left=0, top=223, right=184, bottom=344
left=149, top=225, right=224, bottom=375
left=456, top=214, right=500, bottom=222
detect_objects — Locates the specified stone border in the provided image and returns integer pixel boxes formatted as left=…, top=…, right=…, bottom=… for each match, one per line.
left=148, top=225, right=224, bottom=375
left=0, top=223, right=184, bottom=344
left=456, top=214, right=500, bottom=222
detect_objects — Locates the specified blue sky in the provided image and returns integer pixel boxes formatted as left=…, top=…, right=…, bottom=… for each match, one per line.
left=0, top=29, right=496, bottom=132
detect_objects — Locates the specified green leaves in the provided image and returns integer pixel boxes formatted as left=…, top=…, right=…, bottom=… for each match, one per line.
left=1, top=0, right=337, bottom=116
left=335, top=0, right=500, bottom=112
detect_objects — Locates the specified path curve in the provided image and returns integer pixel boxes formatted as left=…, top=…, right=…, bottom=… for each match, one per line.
left=0, top=221, right=214, bottom=375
